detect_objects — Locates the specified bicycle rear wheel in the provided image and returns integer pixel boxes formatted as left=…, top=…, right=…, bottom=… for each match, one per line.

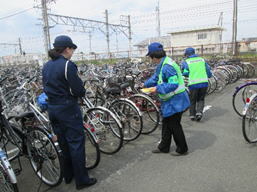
left=26, top=128, right=63, bottom=187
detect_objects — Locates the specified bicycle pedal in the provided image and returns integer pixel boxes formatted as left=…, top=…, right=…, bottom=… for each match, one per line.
left=14, top=168, right=21, bottom=176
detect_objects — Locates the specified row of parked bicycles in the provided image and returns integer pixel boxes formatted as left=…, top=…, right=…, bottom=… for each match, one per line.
left=0, top=58, right=255, bottom=192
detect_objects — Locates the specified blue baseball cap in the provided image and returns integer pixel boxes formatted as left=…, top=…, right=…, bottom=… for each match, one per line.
left=184, top=47, right=195, bottom=56
left=53, top=35, right=77, bottom=49
left=146, top=42, right=164, bottom=56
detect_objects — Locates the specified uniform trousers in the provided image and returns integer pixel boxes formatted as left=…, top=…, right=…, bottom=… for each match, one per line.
left=48, top=101, right=90, bottom=186
left=158, top=112, right=188, bottom=153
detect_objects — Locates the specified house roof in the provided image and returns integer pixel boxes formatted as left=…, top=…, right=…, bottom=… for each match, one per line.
left=168, top=26, right=224, bottom=35
left=134, top=36, right=171, bottom=47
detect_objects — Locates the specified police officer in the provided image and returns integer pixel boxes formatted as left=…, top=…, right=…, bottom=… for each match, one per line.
left=42, top=35, right=97, bottom=190
left=144, top=42, right=189, bottom=156
left=181, top=47, right=212, bottom=121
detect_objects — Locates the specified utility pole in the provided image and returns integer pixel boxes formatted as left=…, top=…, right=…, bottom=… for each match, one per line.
left=88, top=31, right=92, bottom=53
left=105, top=10, right=110, bottom=58
left=218, top=12, right=223, bottom=54
left=156, top=0, right=161, bottom=38
left=232, top=0, right=238, bottom=56
left=41, top=0, right=51, bottom=57
left=128, top=15, right=132, bottom=58
left=18, top=38, right=23, bottom=55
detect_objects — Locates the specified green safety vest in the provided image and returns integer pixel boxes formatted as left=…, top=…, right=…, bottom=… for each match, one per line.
left=157, top=57, right=186, bottom=101
left=186, top=57, right=208, bottom=86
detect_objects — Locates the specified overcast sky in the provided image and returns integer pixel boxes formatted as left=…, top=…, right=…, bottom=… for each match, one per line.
left=0, top=0, right=256, bottom=56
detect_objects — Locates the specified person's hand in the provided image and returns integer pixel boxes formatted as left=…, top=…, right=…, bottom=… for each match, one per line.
left=151, top=87, right=157, bottom=93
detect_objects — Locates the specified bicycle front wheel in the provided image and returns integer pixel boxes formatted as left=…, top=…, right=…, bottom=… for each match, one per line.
left=242, top=96, right=257, bottom=143
left=0, top=160, right=19, bottom=192
left=26, top=128, right=63, bottom=187
left=84, top=128, right=101, bottom=169
left=84, top=107, right=123, bottom=155
left=233, top=83, right=257, bottom=117
left=109, top=98, right=143, bottom=141
left=129, top=94, right=160, bottom=134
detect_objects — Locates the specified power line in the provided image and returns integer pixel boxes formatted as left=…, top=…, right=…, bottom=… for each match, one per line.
left=0, top=7, right=34, bottom=20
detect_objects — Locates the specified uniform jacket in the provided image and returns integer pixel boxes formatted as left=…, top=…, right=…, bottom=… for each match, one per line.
left=181, top=54, right=212, bottom=90
left=42, top=55, right=85, bottom=104
left=144, top=57, right=190, bottom=118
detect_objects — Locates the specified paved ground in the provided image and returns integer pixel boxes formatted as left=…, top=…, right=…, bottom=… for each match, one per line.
left=15, top=82, right=257, bottom=192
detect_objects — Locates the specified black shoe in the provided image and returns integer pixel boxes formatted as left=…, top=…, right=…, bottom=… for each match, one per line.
left=76, top=178, right=97, bottom=190
left=170, top=151, right=188, bottom=156
left=64, top=177, right=73, bottom=184
left=152, top=148, right=169, bottom=153
left=195, top=115, right=202, bottom=122
left=190, top=116, right=195, bottom=121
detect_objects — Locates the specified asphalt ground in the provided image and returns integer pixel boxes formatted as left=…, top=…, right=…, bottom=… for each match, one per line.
left=13, top=81, right=257, bottom=192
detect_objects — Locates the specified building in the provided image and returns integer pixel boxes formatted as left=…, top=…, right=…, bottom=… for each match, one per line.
left=168, top=26, right=224, bottom=55
left=0, top=53, right=46, bottom=66
left=239, top=37, right=257, bottom=53
left=134, top=36, right=171, bottom=56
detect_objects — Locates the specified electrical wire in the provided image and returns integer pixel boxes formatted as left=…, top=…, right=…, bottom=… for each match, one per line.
left=0, top=7, right=35, bottom=20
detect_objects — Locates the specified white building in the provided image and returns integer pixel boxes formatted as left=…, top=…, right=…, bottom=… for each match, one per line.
left=168, top=26, right=224, bottom=55
left=134, top=36, right=171, bottom=56
left=0, top=53, right=46, bottom=66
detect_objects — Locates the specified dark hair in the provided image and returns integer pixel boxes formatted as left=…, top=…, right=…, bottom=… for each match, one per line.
left=149, top=50, right=166, bottom=59
left=48, top=47, right=67, bottom=60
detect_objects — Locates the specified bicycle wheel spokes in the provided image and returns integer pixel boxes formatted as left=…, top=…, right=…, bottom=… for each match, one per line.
left=129, top=95, right=160, bottom=134
left=85, top=130, right=100, bottom=169
left=85, top=107, right=123, bottom=154
left=27, top=129, right=62, bottom=186
left=242, top=100, right=257, bottom=143
left=233, top=84, right=257, bottom=116
left=110, top=100, right=142, bottom=141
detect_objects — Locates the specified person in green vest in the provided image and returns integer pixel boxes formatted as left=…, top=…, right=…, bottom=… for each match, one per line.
left=144, top=42, right=190, bottom=156
left=181, top=47, right=212, bottom=121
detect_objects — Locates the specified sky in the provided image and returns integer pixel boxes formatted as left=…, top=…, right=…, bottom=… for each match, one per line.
left=0, top=0, right=257, bottom=56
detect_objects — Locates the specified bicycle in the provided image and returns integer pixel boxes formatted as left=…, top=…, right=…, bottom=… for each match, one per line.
left=232, top=81, right=257, bottom=117
left=242, top=92, right=257, bottom=143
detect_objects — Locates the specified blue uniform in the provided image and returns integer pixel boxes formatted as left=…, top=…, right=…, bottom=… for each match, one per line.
left=42, top=55, right=90, bottom=186
left=144, top=56, right=189, bottom=153
left=181, top=54, right=212, bottom=90
left=181, top=54, right=212, bottom=120
left=144, top=57, right=190, bottom=118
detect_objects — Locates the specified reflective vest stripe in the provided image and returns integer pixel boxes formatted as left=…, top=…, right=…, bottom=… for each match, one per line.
left=159, top=84, right=186, bottom=100
left=189, top=78, right=209, bottom=84
left=158, top=57, right=186, bottom=101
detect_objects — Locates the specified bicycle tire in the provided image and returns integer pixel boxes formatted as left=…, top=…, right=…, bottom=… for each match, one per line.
left=84, top=127, right=101, bottom=169
left=26, top=127, right=63, bottom=187
left=242, top=96, right=257, bottom=143
left=85, top=107, right=123, bottom=154
left=129, top=94, right=160, bottom=134
left=109, top=98, right=143, bottom=141
left=232, top=83, right=257, bottom=117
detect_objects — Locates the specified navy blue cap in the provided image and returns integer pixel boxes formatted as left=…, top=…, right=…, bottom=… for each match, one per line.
left=53, top=35, right=77, bottom=49
left=146, top=42, right=164, bottom=56
left=184, top=47, right=195, bottom=56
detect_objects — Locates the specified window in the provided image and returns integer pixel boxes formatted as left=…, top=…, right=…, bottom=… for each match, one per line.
left=198, top=33, right=207, bottom=40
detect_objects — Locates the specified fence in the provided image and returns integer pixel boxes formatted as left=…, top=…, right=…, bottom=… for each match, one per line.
left=1, top=41, right=256, bottom=65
